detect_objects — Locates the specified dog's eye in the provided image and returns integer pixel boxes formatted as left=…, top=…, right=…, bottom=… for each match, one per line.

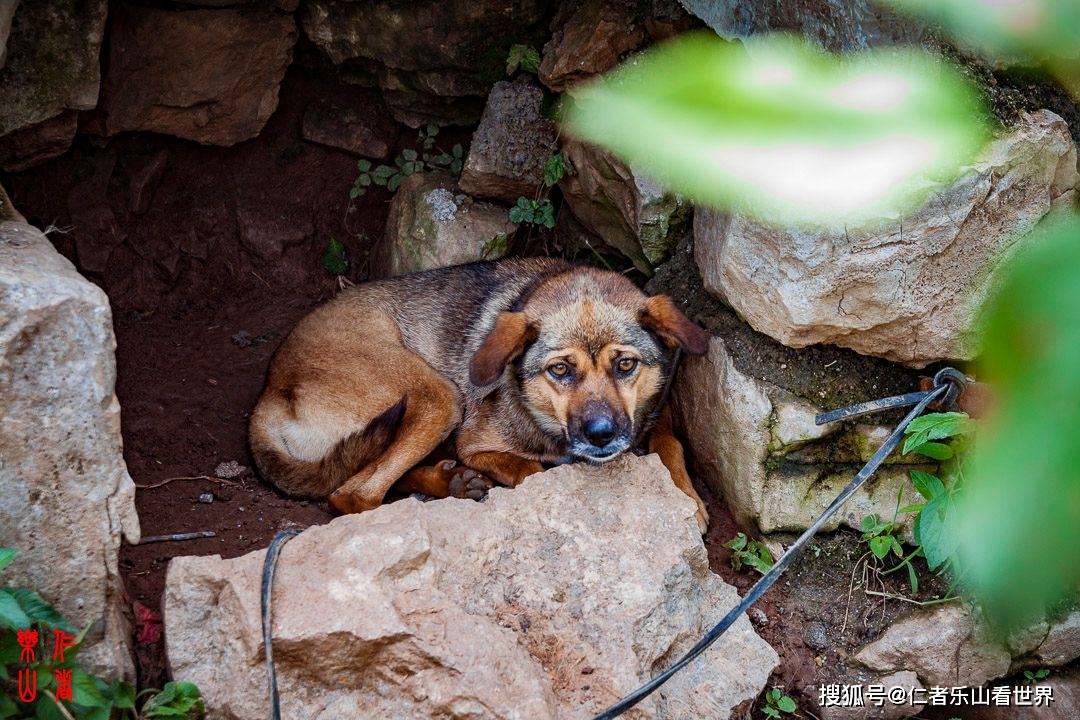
left=548, top=362, right=571, bottom=378
left=616, top=357, right=639, bottom=374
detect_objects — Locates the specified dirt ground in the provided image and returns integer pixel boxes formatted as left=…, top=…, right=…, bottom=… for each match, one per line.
left=4, top=60, right=1000, bottom=717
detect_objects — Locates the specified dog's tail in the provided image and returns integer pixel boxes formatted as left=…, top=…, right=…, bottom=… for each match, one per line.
left=251, top=397, right=406, bottom=498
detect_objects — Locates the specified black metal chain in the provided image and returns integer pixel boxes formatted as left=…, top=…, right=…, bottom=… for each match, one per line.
left=590, top=368, right=964, bottom=719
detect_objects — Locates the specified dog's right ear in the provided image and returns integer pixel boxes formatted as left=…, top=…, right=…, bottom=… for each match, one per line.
left=470, top=312, right=537, bottom=387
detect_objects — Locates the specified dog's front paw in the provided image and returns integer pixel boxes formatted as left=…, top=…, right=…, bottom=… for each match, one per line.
left=695, top=503, right=710, bottom=535
left=448, top=466, right=495, bottom=501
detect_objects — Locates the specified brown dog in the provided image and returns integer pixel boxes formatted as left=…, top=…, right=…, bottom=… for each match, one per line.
left=249, top=257, right=711, bottom=531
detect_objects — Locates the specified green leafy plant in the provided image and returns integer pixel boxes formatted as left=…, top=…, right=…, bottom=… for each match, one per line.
left=0, top=548, right=204, bottom=719
left=320, top=238, right=348, bottom=276
left=506, top=44, right=541, bottom=76
left=860, top=513, right=904, bottom=562
left=725, top=533, right=775, bottom=575
left=1024, top=668, right=1051, bottom=685
left=350, top=135, right=465, bottom=200
left=543, top=152, right=567, bottom=187
left=508, top=197, right=555, bottom=229
left=761, top=686, right=796, bottom=719
left=139, top=682, right=203, bottom=719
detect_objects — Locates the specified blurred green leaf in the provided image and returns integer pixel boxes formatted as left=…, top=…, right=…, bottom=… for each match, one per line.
left=10, top=589, right=72, bottom=632
left=564, top=33, right=989, bottom=226
left=0, top=590, right=30, bottom=629
left=887, top=0, right=1080, bottom=63
left=960, top=213, right=1080, bottom=631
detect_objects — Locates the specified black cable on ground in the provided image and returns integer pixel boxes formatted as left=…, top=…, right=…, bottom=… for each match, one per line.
left=261, top=527, right=301, bottom=720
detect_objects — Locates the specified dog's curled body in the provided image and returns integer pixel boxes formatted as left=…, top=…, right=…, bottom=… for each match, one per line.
left=250, top=257, right=712, bottom=530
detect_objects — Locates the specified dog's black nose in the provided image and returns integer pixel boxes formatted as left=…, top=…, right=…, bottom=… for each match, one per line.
left=583, top=416, right=617, bottom=448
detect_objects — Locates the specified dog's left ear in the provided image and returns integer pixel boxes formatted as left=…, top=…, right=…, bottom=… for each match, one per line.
left=640, top=295, right=709, bottom=355
left=470, top=312, right=538, bottom=386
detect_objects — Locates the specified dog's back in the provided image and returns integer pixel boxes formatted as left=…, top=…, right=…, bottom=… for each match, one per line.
left=339, top=256, right=571, bottom=401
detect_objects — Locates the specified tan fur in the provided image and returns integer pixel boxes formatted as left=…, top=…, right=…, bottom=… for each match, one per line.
left=250, top=258, right=709, bottom=528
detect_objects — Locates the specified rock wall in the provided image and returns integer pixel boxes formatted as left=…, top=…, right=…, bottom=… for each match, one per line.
left=0, top=210, right=141, bottom=678
left=165, top=455, right=778, bottom=719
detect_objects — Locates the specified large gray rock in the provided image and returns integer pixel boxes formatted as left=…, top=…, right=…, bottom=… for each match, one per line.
left=376, top=172, right=517, bottom=277
left=459, top=81, right=558, bottom=203
left=677, top=0, right=924, bottom=51
left=0, top=0, right=107, bottom=166
left=165, top=454, right=779, bottom=720
left=695, top=110, right=1079, bottom=366
left=0, top=212, right=141, bottom=679
left=854, top=602, right=1080, bottom=694
left=856, top=604, right=1012, bottom=687
left=302, top=0, right=550, bottom=127
left=101, top=3, right=296, bottom=145
left=674, top=335, right=930, bottom=536
left=560, top=139, right=685, bottom=274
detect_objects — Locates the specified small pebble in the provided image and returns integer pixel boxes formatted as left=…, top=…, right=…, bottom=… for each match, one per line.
left=803, top=621, right=829, bottom=652
left=748, top=607, right=768, bottom=626
left=215, top=460, right=249, bottom=479
left=197, top=492, right=214, bottom=504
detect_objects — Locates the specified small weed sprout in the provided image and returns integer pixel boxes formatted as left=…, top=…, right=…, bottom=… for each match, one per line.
left=509, top=197, right=555, bottom=228
left=860, top=513, right=904, bottom=562
left=506, top=44, right=540, bottom=76
left=320, top=238, right=348, bottom=276
left=543, top=152, right=568, bottom=187
left=725, top=532, right=774, bottom=575
left=1024, top=668, right=1050, bottom=684
left=762, top=686, right=797, bottom=718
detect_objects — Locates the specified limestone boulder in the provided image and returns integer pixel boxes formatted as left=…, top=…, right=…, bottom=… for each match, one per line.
left=1031, top=608, right=1080, bottom=668
left=0, top=211, right=141, bottom=678
left=695, top=110, right=1079, bottom=366
left=674, top=334, right=930, bottom=536
left=854, top=602, right=1080, bottom=695
left=856, top=604, right=1012, bottom=687
left=677, top=0, right=924, bottom=51
left=101, top=3, right=296, bottom=145
left=0, top=0, right=107, bottom=166
left=560, top=139, right=685, bottom=274
left=459, top=81, right=558, bottom=203
left=539, top=0, right=645, bottom=93
left=376, top=172, right=517, bottom=277
left=164, top=454, right=779, bottom=720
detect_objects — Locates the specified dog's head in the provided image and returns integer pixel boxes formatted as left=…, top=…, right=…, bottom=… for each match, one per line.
left=469, top=267, right=708, bottom=462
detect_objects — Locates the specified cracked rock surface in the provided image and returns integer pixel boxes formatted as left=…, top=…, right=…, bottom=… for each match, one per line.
left=164, top=454, right=778, bottom=720
left=694, top=110, right=1079, bottom=366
